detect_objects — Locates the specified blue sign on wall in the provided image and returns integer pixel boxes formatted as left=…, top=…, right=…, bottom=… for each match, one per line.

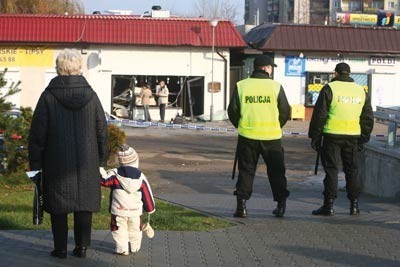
left=285, top=56, right=305, bottom=76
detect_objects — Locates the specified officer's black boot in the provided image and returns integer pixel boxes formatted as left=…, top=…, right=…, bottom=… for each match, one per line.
left=312, top=198, right=334, bottom=216
left=272, top=199, right=286, bottom=217
left=233, top=197, right=247, bottom=218
left=350, top=199, right=360, bottom=215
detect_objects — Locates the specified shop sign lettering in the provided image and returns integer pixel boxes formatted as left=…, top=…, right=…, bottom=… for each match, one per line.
left=369, top=57, right=396, bottom=66
left=0, top=47, right=53, bottom=67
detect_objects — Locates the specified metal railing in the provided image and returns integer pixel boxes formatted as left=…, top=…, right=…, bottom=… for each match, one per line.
left=374, top=106, right=400, bottom=148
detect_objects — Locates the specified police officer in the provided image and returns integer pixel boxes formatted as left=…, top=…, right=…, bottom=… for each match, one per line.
left=309, top=62, right=374, bottom=216
left=228, top=55, right=291, bottom=218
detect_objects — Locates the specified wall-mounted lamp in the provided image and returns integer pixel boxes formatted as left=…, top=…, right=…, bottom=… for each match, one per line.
left=98, top=49, right=102, bottom=65
left=210, top=18, right=219, bottom=28
left=299, top=52, right=304, bottom=58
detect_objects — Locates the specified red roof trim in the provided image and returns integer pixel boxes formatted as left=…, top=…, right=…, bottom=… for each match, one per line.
left=246, top=24, right=400, bottom=55
left=0, top=14, right=246, bottom=48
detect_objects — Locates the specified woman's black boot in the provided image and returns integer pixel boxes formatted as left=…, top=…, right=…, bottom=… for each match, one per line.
left=50, top=250, right=67, bottom=259
left=72, top=246, right=87, bottom=258
left=233, top=197, right=247, bottom=218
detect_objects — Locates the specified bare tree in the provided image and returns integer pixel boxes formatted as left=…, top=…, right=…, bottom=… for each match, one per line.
left=193, top=0, right=240, bottom=24
left=0, top=0, right=83, bottom=14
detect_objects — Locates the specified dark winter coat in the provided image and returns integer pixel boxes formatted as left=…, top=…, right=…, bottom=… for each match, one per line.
left=28, top=75, right=108, bottom=214
left=308, top=75, right=374, bottom=144
left=228, top=69, right=291, bottom=129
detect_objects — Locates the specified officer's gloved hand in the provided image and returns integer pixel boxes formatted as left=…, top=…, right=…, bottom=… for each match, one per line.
left=357, top=141, right=365, bottom=152
left=311, top=137, right=322, bottom=152
left=357, top=138, right=366, bottom=152
left=357, top=143, right=364, bottom=152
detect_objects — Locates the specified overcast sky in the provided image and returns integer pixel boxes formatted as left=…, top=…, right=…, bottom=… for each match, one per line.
left=80, top=0, right=244, bottom=24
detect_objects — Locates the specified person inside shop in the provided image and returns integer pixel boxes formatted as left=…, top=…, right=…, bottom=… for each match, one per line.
left=156, top=80, right=169, bottom=122
left=140, top=84, right=152, bottom=122
left=129, top=86, right=136, bottom=120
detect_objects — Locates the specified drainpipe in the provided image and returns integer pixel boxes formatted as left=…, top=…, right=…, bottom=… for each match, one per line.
left=216, top=49, right=228, bottom=110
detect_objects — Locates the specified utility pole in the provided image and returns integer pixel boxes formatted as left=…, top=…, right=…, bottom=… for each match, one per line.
left=209, top=19, right=218, bottom=122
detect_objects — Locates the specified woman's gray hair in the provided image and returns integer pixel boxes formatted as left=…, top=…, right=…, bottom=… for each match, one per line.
left=56, top=49, right=82, bottom=75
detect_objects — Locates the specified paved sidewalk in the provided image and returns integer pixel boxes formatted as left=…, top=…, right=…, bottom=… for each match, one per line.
left=1, top=188, right=399, bottom=267
left=1, top=121, right=398, bottom=267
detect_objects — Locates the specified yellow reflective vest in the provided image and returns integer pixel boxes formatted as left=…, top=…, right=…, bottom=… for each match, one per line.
left=323, top=81, right=366, bottom=135
left=237, top=78, right=282, bottom=140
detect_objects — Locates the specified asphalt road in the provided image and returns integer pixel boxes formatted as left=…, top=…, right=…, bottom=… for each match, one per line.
left=125, top=126, right=317, bottom=195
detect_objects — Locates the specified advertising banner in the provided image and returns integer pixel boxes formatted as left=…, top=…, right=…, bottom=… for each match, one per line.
left=336, top=13, right=376, bottom=25
left=336, top=12, right=399, bottom=27
left=377, top=10, right=395, bottom=27
left=0, top=47, right=53, bottom=67
left=285, top=56, right=305, bottom=77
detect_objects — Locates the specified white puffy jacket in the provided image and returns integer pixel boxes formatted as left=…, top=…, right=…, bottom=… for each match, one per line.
left=100, top=166, right=155, bottom=217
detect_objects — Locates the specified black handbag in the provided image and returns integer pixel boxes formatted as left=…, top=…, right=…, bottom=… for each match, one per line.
left=32, top=172, right=43, bottom=225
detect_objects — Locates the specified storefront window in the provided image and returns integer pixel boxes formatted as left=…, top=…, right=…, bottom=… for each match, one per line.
left=350, top=73, right=369, bottom=93
left=111, top=75, right=204, bottom=118
left=305, top=72, right=334, bottom=106
left=305, top=72, right=370, bottom=107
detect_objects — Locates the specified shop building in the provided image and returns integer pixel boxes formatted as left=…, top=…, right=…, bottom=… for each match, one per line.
left=0, top=14, right=245, bottom=121
left=242, top=23, right=400, bottom=120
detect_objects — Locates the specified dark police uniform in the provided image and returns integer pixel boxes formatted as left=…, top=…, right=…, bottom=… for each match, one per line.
left=308, top=63, right=374, bottom=215
left=228, top=56, right=291, bottom=218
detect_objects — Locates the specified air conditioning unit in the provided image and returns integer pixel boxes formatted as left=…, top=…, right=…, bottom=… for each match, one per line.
left=151, top=10, right=170, bottom=18
left=103, top=10, right=133, bottom=15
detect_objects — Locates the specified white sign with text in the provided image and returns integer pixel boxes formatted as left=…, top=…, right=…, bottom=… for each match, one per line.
left=369, top=57, right=396, bottom=66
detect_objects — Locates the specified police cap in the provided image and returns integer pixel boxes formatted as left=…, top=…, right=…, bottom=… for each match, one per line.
left=253, top=55, right=277, bottom=68
left=334, top=63, right=351, bottom=75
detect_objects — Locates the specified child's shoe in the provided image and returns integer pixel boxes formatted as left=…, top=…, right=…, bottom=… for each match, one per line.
left=114, top=251, right=129, bottom=256
left=130, top=243, right=141, bottom=253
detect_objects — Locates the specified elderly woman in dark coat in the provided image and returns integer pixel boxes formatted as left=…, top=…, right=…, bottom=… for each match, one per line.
left=28, top=49, right=108, bottom=259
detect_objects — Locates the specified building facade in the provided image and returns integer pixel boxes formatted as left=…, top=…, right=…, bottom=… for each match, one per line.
left=0, top=14, right=245, bottom=121
left=241, top=23, right=400, bottom=120
left=244, top=0, right=399, bottom=26
left=244, top=0, right=329, bottom=25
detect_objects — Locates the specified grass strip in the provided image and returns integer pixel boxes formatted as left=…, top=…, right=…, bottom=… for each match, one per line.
left=0, top=180, right=233, bottom=231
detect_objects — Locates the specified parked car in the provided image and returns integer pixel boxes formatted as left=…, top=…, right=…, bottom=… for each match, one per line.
left=0, top=132, right=4, bottom=152
left=5, top=108, right=21, bottom=119
left=0, top=109, right=22, bottom=150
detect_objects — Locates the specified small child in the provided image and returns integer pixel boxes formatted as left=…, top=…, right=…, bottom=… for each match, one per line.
left=100, top=144, right=155, bottom=255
